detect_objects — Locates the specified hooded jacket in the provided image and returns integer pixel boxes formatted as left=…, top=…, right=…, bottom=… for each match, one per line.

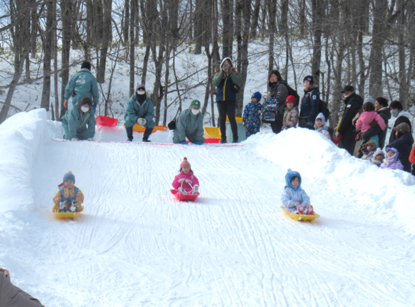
left=314, top=113, right=330, bottom=139
left=387, top=133, right=414, bottom=172
left=172, top=171, right=200, bottom=194
left=124, top=94, right=155, bottom=128
left=173, top=108, right=205, bottom=143
left=281, top=169, right=310, bottom=208
left=300, top=84, right=320, bottom=123
left=380, top=148, right=404, bottom=170
left=61, top=102, right=96, bottom=140
left=64, top=68, right=99, bottom=107
left=389, top=110, right=413, bottom=144
left=212, top=62, right=242, bottom=102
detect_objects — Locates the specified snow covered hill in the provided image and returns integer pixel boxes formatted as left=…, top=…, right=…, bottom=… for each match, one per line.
left=1, top=109, right=415, bottom=306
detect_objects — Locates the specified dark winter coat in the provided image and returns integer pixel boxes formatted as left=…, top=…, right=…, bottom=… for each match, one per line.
left=269, top=81, right=289, bottom=111
left=212, top=68, right=242, bottom=102
left=124, top=94, right=155, bottom=128
left=338, top=93, right=364, bottom=155
left=389, top=111, right=412, bottom=144
left=300, top=85, right=320, bottom=124
left=61, top=104, right=96, bottom=140
left=0, top=272, right=44, bottom=307
left=387, top=133, right=414, bottom=173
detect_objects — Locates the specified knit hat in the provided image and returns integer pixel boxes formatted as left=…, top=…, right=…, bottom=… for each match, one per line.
left=364, top=95, right=375, bottom=104
left=341, top=85, right=355, bottom=93
left=361, top=140, right=377, bottom=154
left=220, top=57, right=232, bottom=68
left=190, top=99, right=201, bottom=108
left=285, top=169, right=302, bottom=191
left=81, top=61, right=91, bottom=70
left=63, top=171, right=75, bottom=183
left=385, top=147, right=399, bottom=157
left=373, top=148, right=385, bottom=158
left=303, top=75, right=313, bottom=84
left=393, top=123, right=410, bottom=134
left=136, top=83, right=146, bottom=90
left=251, top=92, right=262, bottom=101
left=180, top=157, right=191, bottom=169
left=285, top=95, right=296, bottom=106
left=315, top=112, right=326, bottom=125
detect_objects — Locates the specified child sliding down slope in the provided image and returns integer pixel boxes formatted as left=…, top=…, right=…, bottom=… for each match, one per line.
left=53, top=171, right=84, bottom=212
left=172, top=157, right=200, bottom=195
left=281, top=169, right=314, bottom=215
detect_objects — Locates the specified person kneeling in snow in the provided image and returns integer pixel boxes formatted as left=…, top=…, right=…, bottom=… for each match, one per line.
left=61, top=97, right=96, bottom=141
left=172, top=157, right=199, bottom=195
left=173, top=100, right=205, bottom=145
left=314, top=112, right=330, bottom=139
left=371, top=148, right=385, bottom=167
left=53, top=171, right=84, bottom=212
left=281, top=169, right=314, bottom=215
left=380, top=148, right=404, bottom=170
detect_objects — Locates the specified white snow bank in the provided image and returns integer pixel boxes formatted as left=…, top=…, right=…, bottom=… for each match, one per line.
left=244, top=128, right=415, bottom=233
left=0, top=109, right=50, bottom=213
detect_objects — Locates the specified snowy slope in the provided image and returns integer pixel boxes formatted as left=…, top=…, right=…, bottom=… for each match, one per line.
left=1, top=109, right=415, bottom=306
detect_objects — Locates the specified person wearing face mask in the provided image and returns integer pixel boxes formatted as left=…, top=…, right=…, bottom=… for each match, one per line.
left=334, top=85, right=363, bottom=155
left=63, top=61, right=99, bottom=112
left=388, top=100, right=412, bottom=145
left=61, top=97, right=96, bottom=141
left=124, top=84, right=155, bottom=142
left=173, top=99, right=205, bottom=145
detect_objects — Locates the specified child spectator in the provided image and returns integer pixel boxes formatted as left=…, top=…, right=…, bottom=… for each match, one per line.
left=355, top=102, right=387, bottom=147
left=242, top=92, right=263, bottom=138
left=361, top=140, right=376, bottom=160
left=314, top=112, right=330, bottom=139
left=172, top=157, right=200, bottom=195
left=281, top=169, right=314, bottom=215
left=53, top=171, right=84, bottom=212
left=380, top=148, right=404, bottom=170
left=282, top=95, right=298, bottom=130
left=371, top=148, right=385, bottom=167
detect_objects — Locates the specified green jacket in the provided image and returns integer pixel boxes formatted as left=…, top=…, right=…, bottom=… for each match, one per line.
left=173, top=108, right=205, bottom=143
left=61, top=105, right=96, bottom=140
left=212, top=68, right=242, bottom=102
left=124, top=94, right=155, bottom=128
left=64, top=69, right=99, bottom=106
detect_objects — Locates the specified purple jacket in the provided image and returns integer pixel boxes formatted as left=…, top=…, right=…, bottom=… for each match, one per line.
left=380, top=148, right=404, bottom=170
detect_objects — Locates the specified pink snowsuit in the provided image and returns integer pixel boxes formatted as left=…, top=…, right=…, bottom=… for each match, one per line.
left=172, top=171, right=199, bottom=194
left=356, top=111, right=386, bottom=132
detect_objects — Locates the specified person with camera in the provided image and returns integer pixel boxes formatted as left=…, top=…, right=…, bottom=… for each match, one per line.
left=0, top=268, right=44, bottom=306
left=212, top=57, right=242, bottom=143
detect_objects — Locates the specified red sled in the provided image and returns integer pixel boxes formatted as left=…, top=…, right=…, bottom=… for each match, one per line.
left=170, top=189, right=200, bottom=201
left=96, top=115, right=118, bottom=127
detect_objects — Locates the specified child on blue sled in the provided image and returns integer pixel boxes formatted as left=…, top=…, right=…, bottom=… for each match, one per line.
left=281, top=169, right=314, bottom=215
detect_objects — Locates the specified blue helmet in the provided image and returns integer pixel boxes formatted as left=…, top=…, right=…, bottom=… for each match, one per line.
left=285, top=169, right=301, bottom=191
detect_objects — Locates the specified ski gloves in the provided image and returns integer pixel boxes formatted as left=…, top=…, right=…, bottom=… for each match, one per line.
left=137, top=118, right=147, bottom=126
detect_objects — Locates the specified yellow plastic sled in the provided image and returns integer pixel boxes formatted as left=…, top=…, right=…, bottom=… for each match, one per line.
left=280, top=206, right=320, bottom=221
left=53, top=205, right=84, bottom=219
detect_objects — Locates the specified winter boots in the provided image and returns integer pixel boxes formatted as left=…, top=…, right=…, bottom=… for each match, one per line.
left=296, top=204, right=314, bottom=215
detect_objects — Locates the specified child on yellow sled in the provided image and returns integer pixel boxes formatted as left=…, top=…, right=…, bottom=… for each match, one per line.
left=53, top=171, right=84, bottom=212
left=281, top=169, right=314, bottom=215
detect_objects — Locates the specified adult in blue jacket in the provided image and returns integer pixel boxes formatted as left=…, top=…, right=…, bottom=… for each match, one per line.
left=299, top=75, right=320, bottom=129
left=387, top=123, right=414, bottom=173
left=61, top=97, right=96, bottom=141
left=212, top=57, right=242, bottom=143
left=173, top=100, right=205, bottom=145
left=124, top=84, right=155, bottom=142
left=64, top=61, right=99, bottom=111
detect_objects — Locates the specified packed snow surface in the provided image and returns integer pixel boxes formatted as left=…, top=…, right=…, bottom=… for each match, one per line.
left=1, top=109, right=415, bottom=306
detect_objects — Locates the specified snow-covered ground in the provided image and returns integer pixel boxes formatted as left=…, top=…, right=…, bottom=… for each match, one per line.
left=1, top=109, right=415, bottom=306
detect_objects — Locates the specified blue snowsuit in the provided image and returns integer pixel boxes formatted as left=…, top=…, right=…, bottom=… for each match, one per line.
left=281, top=169, right=310, bottom=212
left=242, top=101, right=263, bottom=137
left=64, top=68, right=99, bottom=108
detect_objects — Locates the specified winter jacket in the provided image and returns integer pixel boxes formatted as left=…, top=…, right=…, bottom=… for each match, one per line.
left=172, top=171, right=200, bottom=194
left=173, top=108, right=205, bottom=143
left=212, top=68, right=242, bottom=102
left=300, top=85, right=320, bottom=124
left=356, top=111, right=387, bottom=133
left=0, top=272, right=44, bottom=307
left=52, top=186, right=85, bottom=212
left=64, top=69, right=99, bottom=107
left=269, top=81, right=289, bottom=111
left=124, top=94, right=155, bottom=128
left=61, top=104, right=96, bottom=140
left=243, top=101, right=263, bottom=129
left=362, top=151, right=375, bottom=161
left=338, top=93, right=364, bottom=155
left=380, top=148, right=404, bottom=170
left=282, top=107, right=298, bottom=129
left=409, top=147, right=415, bottom=165
left=314, top=112, right=330, bottom=139
left=281, top=169, right=311, bottom=208
left=387, top=133, right=414, bottom=172
left=389, top=111, right=413, bottom=144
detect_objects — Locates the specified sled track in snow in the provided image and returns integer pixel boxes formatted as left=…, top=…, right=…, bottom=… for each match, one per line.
left=21, top=139, right=415, bottom=306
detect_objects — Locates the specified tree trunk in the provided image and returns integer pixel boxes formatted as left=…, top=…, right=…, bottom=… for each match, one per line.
left=267, top=0, right=276, bottom=80
left=222, top=0, right=233, bottom=57
left=97, top=0, right=113, bottom=83
left=311, top=0, right=323, bottom=85
left=60, top=0, right=72, bottom=119
left=141, top=45, right=150, bottom=84
left=397, top=0, right=407, bottom=108
left=250, top=0, right=260, bottom=39
left=41, top=0, right=55, bottom=110
left=129, top=0, right=136, bottom=96
left=124, top=0, right=130, bottom=44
